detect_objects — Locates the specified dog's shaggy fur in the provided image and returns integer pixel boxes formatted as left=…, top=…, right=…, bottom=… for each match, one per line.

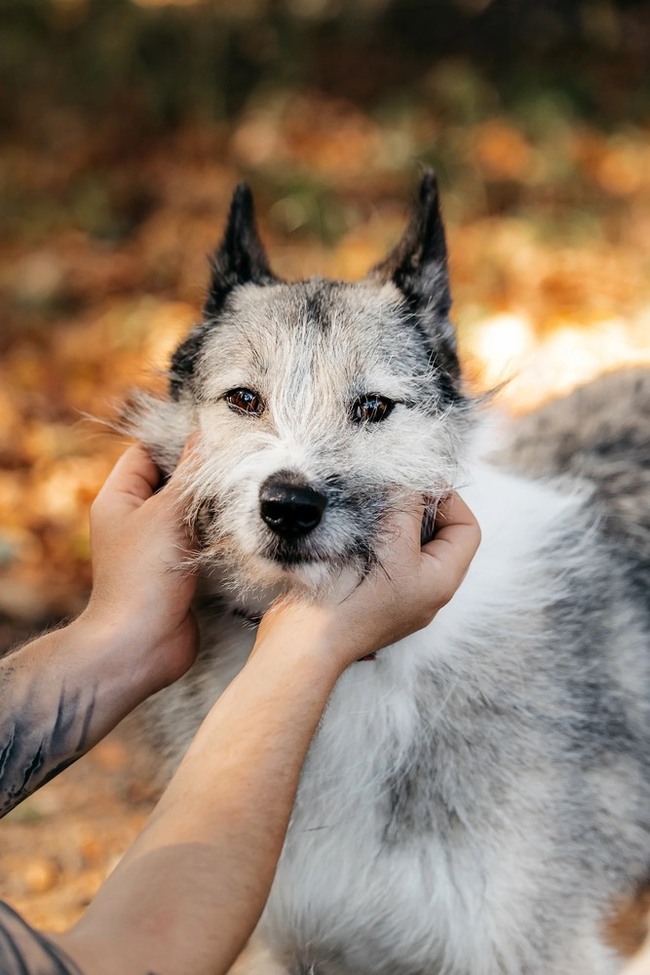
left=129, top=174, right=650, bottom=975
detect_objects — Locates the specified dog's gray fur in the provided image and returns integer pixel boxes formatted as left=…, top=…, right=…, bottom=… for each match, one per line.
left=129, top=174, right=650, bottom=974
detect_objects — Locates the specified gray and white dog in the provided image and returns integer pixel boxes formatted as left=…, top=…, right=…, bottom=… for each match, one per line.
left=128, top=172, right=650, bottom=975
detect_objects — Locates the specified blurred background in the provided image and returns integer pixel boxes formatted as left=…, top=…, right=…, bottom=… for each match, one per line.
left=1, top=0, right=650, bottom=951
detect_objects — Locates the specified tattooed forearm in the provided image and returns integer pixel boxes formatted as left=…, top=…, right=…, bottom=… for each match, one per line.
left=0, top=667, right=96, bottom=816
left=0, top=626, right=106, bottom=816
left=0, top=617, right=156, bottom=817
left=0, top=901, right=84, bottom=974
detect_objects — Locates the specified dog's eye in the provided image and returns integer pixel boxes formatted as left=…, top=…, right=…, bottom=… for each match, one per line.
left=351, top=395, right=394, bottom=424
left=225, top=387, right=264, bottom=416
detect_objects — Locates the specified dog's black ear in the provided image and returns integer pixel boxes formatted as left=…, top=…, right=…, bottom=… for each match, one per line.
left=204, top=183, right=279, bottom=318
left=370, top=171, right=460, bottom=388
left=171, top=185, right=278, bottom=398
left=169, top=322, right=210, bottom=400
left=371, top=170, right=449, bottom=312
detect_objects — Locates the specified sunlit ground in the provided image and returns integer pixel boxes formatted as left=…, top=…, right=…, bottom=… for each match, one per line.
left=470, top=311, right=649, bottom=409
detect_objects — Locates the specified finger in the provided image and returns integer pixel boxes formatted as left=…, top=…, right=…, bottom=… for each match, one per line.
left=421, top=492, right=481, bottom=596
left=146, top=438, right=203, bottom=548
left=155, top=433, right=201, bottom=509
left=163, top=432, right=200, bottom=490
left=178, top=432, right=199, bottom=466
left=94, top=445, right=162, bottom=515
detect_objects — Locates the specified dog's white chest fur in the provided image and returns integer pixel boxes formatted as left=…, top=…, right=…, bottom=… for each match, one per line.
left=154, top=463, right=622, bottom=975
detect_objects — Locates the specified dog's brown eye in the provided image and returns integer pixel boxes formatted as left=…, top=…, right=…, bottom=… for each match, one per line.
left=225, top=387, right=264, bottom=416
left=351, top=395, right=394, bottom=424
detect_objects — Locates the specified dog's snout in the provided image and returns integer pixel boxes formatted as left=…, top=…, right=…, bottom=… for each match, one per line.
left=259, top=475, right=327, bottom=538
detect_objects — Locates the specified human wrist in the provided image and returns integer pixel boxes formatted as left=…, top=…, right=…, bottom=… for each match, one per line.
left=68, top=611, right=163, bottom=706
left=251, top=606, right=352, bottom=684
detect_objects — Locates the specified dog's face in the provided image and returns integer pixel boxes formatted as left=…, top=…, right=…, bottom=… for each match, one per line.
left=130, top=173, right=474, bottom=601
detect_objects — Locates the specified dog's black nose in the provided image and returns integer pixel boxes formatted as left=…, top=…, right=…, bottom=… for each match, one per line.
left=259, top=475, right=327, bottom=538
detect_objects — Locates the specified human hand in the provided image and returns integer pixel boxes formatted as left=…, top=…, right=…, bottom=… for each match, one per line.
left=79, top=443, right=199, bottom=694
left=255, top=492, right=480, bottom=673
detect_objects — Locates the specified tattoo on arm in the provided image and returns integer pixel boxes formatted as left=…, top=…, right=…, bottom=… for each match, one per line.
left=0, top=900, right=84, bottom=974
left=0, top=660, right=96, bottom=817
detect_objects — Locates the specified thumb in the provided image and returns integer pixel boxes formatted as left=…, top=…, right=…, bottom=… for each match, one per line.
left=420, top=492, right=481, bottom=603
left=92, top=445, right=162, bottom=525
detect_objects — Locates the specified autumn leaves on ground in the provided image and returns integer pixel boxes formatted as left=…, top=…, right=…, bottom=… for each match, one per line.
left=1, top=0, right=650, bottom=946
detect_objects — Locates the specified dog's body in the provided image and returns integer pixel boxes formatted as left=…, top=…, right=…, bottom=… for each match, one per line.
left=131, top=176, right=650, bottom=974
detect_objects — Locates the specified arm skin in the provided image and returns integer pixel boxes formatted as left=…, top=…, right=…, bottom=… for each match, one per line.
left=1, top=444, right=480, bottom=975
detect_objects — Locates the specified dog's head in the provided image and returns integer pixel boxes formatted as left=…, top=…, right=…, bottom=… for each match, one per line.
left=129, top=172, right=475, bottom=602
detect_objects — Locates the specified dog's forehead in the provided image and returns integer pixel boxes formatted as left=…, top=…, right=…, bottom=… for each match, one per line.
left=211, top=279, right=414, bottom=353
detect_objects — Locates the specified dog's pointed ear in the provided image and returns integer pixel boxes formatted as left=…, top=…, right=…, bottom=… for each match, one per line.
left=370, top=171, right=460, bottom=389
left=204, top=183, right=279, bottom=318
left=371, top=170, right=450, bottom=315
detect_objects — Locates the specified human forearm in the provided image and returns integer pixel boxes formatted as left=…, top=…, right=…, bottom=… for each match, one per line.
left=57, top=630, right=342, bottom=975
left=0, top=616, right=160, bottom=818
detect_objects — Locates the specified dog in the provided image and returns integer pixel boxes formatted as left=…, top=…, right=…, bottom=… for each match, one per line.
left=127, top=172, right=650, bottom=975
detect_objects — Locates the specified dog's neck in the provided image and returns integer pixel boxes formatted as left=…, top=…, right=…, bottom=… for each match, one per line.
left=196, top=570, right=280, bottom=623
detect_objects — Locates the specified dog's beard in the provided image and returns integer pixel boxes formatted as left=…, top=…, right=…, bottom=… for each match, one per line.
left=191, top=518, right=380, bottom=600
left=175, top=450, right=451, bottom=605
left=179, top=489, right=388, bottom=604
